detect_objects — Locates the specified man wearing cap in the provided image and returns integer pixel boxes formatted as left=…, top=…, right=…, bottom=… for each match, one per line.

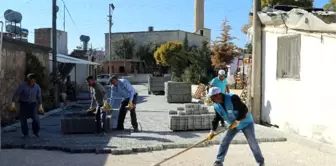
left=110, top=75, right=139, bottom=132
left=209, top=69, right=230, bottom=128
left=10, top=73, right=44, bottom=138
left=206, top=87, right=264, bottom=166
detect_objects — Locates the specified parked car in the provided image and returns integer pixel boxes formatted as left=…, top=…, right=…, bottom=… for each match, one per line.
left=97, top=74, right=111, bottom=86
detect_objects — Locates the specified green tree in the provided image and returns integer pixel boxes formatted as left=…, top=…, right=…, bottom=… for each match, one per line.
left=182, top=40, right=213, bottom=84
left=324, top=0, right=336, bottom=10
left=154, top=41, right=188, bottom=80
left=261, top=0, right=313, bottom=8
left=136, top=41, right=159, bottom=68
left=211, top=18, right=240, bottom=69
left=112, top=36, right=136, bottom=59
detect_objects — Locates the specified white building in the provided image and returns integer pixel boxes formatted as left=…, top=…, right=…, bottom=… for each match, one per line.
left=249, top=9, right=336, bottom=146
left=104, top=0, right=210, bottom=61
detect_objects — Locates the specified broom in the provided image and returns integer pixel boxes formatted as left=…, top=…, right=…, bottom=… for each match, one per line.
left=152, top=123, right=237, bottom=166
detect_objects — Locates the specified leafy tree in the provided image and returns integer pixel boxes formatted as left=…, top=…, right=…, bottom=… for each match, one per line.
left=261, top=0, right=313, bottom=8
left=324, top=0, right=336, bottom=10
left=211, top=19, right=240, bottom=69
left=112, top=36, right=136, bottom=59
left=136, top=41, right=158, bottom=68
left=182, top=40, right=213, bottom=84
left=154, top=41, right=188, bottom=80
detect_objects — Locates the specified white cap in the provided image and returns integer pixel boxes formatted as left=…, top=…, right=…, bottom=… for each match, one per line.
left=218, top=70, right=226, bottom=76
left=207, top=87, right=222, bottom=97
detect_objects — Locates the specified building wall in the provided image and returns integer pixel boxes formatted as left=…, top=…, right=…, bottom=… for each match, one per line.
left=0, top=37, right=50, bottom=122
left=104, top=30, right=210, bottom=61
left=34, top=28, right=68, bottom=55
left=102, top=61, right=134, bottom=74
left=262, top=28, right=336, bottom=145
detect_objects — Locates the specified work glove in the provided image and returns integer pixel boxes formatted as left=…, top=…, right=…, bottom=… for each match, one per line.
left=128, top=101, right=135, bottom=110
left=204, top=97, right=213, bottom=106
left=229, top=121, right=240, bottom=129
left=206, top=130, right=215, bottom=140
left=8, top=102, right=16, bottom=112
left=38, top=104, right=45, bottom=115
left=103, top=103, right=111, bottom=113
left=87, top=106, right=95, bottom=112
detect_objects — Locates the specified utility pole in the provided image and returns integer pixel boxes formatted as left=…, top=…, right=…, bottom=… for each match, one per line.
left=108, top=4, right=115, bottom=75
left=250, top=0, right=262, bottom=124
left=52, top=0, right=59, bottom=107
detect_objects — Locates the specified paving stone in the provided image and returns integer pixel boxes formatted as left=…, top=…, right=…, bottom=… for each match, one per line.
left=1, top=85, right=287, bottom=155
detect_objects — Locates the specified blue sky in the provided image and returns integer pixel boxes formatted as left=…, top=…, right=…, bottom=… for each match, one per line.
left=0, top=0, right=330, bottom=52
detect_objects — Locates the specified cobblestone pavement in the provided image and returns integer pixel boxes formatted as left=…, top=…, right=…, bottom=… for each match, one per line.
left=1, top=85, right=286, bottom=154
left=1, top=141, right=336, bottom=166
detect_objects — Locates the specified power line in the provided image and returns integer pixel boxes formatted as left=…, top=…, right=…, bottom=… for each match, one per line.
left=60, top=0, right=81, bottom=34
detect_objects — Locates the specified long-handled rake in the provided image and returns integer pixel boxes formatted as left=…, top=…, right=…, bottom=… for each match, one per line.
left=152, top=126, right=232, bottom=166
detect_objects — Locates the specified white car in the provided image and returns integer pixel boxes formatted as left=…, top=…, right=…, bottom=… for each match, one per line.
left=97, top=74, right=110, bottom=86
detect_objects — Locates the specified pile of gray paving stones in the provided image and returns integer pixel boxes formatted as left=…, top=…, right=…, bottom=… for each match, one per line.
left=168, top=103, right=215, bottom=131
left=148, top=76, right=171, bottom=94
left=165, top=81, right=192, bottom=103
left=60, top=111, right=112, bottom=134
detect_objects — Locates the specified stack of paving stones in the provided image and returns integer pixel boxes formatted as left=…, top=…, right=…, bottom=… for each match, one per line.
left=61, top=110, right=112, bottom=134
left=240, top=87, right=248, bottom=103
left=168, top=103, right=215, bottom=131
left=148, top=75, right=171, bottom=94
left=164, top=81, right=192, bottom=103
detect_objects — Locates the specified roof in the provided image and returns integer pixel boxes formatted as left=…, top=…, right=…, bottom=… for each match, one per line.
left=105, top=29, right=210, bottom=37
left=256, top=8, right=336, bottom=33
left=49, top=54, right=100, bottom=65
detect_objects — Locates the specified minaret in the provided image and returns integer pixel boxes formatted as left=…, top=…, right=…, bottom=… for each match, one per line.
left=194, top=0, right=204, bottom=32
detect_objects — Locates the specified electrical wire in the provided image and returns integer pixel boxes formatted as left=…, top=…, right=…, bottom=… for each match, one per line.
left=60, top=0, right=81, bottom=34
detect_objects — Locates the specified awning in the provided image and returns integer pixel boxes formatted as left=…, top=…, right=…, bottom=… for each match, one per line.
left=49, top=54, right=100, bottom=65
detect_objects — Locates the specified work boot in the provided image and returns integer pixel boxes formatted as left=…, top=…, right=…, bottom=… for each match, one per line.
left=33, top=132, right=39, bottom=138
left=133, top=128, right=140, bottom=133
left=213, top=162, right=223, bottom=166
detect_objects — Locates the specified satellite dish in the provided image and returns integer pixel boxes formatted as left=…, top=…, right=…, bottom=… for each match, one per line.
left=4, top=9, right=22, bottom=23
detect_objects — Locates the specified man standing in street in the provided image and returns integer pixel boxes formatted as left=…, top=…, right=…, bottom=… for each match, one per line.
left=87, top=76, right=107, bottom=135
left=109, top=75, right=139, bottom=132
left=209, top=69, right=230, bottom=127
left=206, top=87, right=265, bottom=166
left=10, top=73, right=44, bottom=138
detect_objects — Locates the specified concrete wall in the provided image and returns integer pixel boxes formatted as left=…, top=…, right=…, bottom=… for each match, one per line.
left=0, top=37, right=50, bottom=122
left=105, top=30, right=210, bottom=61
left=35, top=28, right=68, bottom=55
left=261, top=27, right=336, bottom=146
left=69, top=64, right=89, bottom=91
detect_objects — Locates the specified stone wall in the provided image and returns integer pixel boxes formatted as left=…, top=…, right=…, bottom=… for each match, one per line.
left=0, top=37, right=51, bottom=124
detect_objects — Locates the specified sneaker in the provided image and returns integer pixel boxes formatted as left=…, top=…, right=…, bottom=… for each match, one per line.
left=260, top=163, right=265, bottom=166
left=213, top=162, right=223, bottom=166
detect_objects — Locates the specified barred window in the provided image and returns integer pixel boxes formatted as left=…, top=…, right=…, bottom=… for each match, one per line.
left=276, top=34, right=301, bottom=79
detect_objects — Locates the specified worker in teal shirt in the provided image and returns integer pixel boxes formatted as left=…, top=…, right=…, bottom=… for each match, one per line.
left=209, top=69, right=230, bottom=127
left=210, top=69, right=230, bottom=94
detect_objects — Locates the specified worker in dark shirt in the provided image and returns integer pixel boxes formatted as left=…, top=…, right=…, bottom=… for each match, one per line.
left=87, top=76, right=107, bottom=135
left=206, top=87, right=264, bottom=166
left=10, top=73, right=44, bottom=138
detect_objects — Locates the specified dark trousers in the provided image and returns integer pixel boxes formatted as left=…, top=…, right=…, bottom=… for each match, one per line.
left=19, top=102, right=40, bottom=135
left=95, top=105, right=106, bottom=134
left=117, top=93, right=138, bottom=129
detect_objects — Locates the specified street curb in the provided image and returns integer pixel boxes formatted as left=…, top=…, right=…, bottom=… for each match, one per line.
left=1, top=107, right=65, bottom=133
left=1, top=137, right=287, bottom=155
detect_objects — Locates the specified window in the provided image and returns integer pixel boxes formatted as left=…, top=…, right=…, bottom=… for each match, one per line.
left=276, top=34, right=301, bottom=79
